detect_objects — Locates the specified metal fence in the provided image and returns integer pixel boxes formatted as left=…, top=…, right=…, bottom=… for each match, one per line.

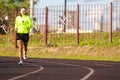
left=0, top=1, right=120, bottom=47
left=39, top=2, right=120, bottom=46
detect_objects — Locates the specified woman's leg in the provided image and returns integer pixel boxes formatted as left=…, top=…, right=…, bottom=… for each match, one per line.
left=17, top=40, right=23, bottom=62
left=23, top=42, right=28, bottom=59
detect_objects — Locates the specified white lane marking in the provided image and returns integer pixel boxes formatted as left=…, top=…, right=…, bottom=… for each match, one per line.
left=43, top=61, right=79, bottom=67
left=95, top=63, right=114, bottom=67
left=2, top=58, right=94, bottom=80
left=80, top=67, right=94, bottom=80
left=8, top=62, right=44, bottom=80
left=42, top=60, right=94, bottom=80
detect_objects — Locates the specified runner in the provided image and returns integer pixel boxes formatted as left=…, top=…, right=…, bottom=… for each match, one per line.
left=15, top=7, right=33, bottom=65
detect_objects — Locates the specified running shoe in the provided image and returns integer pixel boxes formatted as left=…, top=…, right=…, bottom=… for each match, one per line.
left=18, top=61, right=23, bottom=65
left=23, top=55, right=27, bottom=60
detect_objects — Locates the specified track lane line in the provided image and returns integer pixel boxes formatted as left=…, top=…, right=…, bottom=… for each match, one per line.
left=0, top=58, right=44, bottom=80
left=95, top=63, right=114, bottom=67
left=80, top=67, right=94, bottom=80
left=42, top=60, right=94, bottom=80
left=1, top=58, right=94, bottom=80
left=42, top=60, right=79, bottom=67
left=8, top=62, right=44, bottom=80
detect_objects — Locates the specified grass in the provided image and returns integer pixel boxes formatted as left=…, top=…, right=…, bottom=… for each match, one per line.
left=0, top=33, right=120, bottom=62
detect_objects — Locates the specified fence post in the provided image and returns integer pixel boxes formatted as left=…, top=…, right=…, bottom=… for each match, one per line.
left=76, top=4, right=79, bottom=44
left=44, top=7, right=48, bottom=47
left=109, top=2, right=112, bottom=43
left=14, top=9, right=18, bottom=48
left=64, top=0, right=67, bottom=32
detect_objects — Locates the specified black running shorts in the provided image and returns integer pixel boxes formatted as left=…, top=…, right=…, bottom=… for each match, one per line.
left=16, top=33, right=29, bottom=42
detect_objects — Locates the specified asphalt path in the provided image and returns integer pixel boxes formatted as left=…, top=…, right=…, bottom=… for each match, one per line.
left=0, top=57, right=120, bottom=80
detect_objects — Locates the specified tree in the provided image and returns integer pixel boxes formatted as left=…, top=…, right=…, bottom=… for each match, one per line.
left=0, top=0, right=29, bottom=19
left=0, top=0, right=29, bottom=33
left=0, top=0, right=40, bottom=32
